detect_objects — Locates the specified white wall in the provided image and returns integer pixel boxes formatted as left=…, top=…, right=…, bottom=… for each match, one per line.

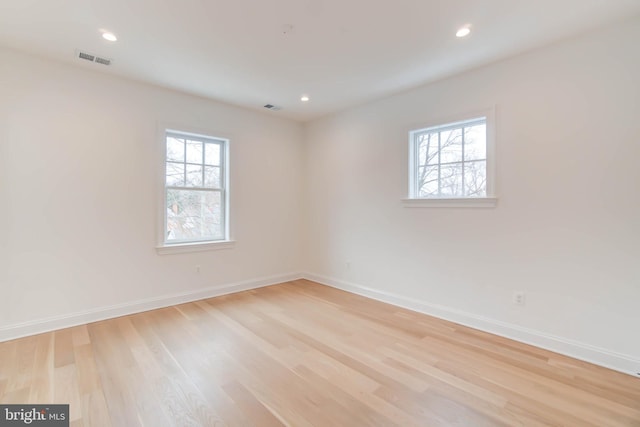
left=0, top=47, right=304, bottom=336
left=304, top=19, right=640, bottom=373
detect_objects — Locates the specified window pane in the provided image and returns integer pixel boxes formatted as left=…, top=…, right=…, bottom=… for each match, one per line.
left=440, top=163, right=463, bottom=196
left=440, top=128, right=463, bottom=163
left=464, top=161, right=487, bottom=197
left=166, top=189, right=223, bottom=241
left=204, top=166, right=221, bottom=188
left=166, top=162, right=184, bottom=186
left=417, top=132, right=439, bottom=166
left=185, top=164, right=203, bottom=187
left=186, top=140, right=203, bottom=164
left=167, top=137, right=184, bottom=162
left=464, top=124, right=486, bottom=161
left=410, top=117, right=488, bottom=200
left=417, top=166, right=438, bottom=197
left=205, top=143, right=221, bottom=166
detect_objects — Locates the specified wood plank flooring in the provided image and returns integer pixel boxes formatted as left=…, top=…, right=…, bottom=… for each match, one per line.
left=0, top=279, right=639, bottom=426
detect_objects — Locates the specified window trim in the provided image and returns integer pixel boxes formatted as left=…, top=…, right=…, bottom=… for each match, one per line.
left=156, top=240, right=235, bottom=255
left=404, top=107, right=497, bottom=208
left=401, top=197, right=498, bottom=208
left=156, top=124, right=234, bottom=254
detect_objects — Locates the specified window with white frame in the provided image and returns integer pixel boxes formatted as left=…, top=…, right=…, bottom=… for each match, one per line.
left=164, top=130, right=228, bottom=244
left=409, top=116, right=490, bottom=199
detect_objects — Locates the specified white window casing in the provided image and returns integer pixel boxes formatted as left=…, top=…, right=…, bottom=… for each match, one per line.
left=156, top=126, right=234, bottom=254
left=404, top=107, right=497, bottom=208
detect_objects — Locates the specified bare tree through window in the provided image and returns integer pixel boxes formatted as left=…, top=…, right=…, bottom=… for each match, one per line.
left=412, top=118, right=486, bottom=198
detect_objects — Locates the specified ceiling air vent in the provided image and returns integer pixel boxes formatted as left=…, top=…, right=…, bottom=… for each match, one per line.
left=94, top=56, right=112, bottom=66
left=263, top=104, right=282, bottom=111
left=78, top=51, right=95, bottom=62
left=76, top=50, right=112, bottom=66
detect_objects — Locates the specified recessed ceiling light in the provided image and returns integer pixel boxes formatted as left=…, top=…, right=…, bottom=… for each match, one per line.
left=301, top=95, right=310, bottom=102
left=101, top=31, right=117, bottom=42
left=456, top=27, right=471, bottom=38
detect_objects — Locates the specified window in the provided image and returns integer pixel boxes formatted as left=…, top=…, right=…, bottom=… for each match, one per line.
left=163, top=130, right=228, bottom=246
left=407, top=113, right=496, bottom=207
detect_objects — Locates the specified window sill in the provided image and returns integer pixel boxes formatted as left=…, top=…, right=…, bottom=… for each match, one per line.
left=155, top=240, right=236, bottom=255
left=402, top=197, right=498, bottom=208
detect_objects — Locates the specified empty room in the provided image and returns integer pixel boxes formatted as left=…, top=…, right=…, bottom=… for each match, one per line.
left=1, top=0, right=639, bottom=426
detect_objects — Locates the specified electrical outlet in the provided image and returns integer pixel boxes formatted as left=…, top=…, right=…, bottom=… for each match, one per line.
left=195, top=265, right=201, bottom=273
left=345, top=260, right=351, bottom=270
left=513, top=291, right=526, bottom=306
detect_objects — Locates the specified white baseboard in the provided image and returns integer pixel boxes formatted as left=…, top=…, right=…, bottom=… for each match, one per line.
left=302, top=272, right=640, bottom=378
left=0, top=272, right=303, bottom=343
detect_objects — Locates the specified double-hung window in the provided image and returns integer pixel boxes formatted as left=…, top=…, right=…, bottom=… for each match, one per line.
left=163, top=130, right=228, bottom=246
left=407, top=113, right=496, bottom=207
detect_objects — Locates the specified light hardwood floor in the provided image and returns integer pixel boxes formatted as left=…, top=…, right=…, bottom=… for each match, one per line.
left=0, top=279, right=638, bottom=426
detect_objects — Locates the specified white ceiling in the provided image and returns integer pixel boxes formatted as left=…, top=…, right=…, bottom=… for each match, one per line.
left=1, top=0, right=639, bottom=121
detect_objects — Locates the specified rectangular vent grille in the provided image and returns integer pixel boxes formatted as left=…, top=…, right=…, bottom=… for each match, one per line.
left=78, top=52, right=95, bottom=61
left=77, top=50, right=112, bottom=66
left=263, top=104, right=282, bottom=111
left=94, top=57, right=111, bottom=66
